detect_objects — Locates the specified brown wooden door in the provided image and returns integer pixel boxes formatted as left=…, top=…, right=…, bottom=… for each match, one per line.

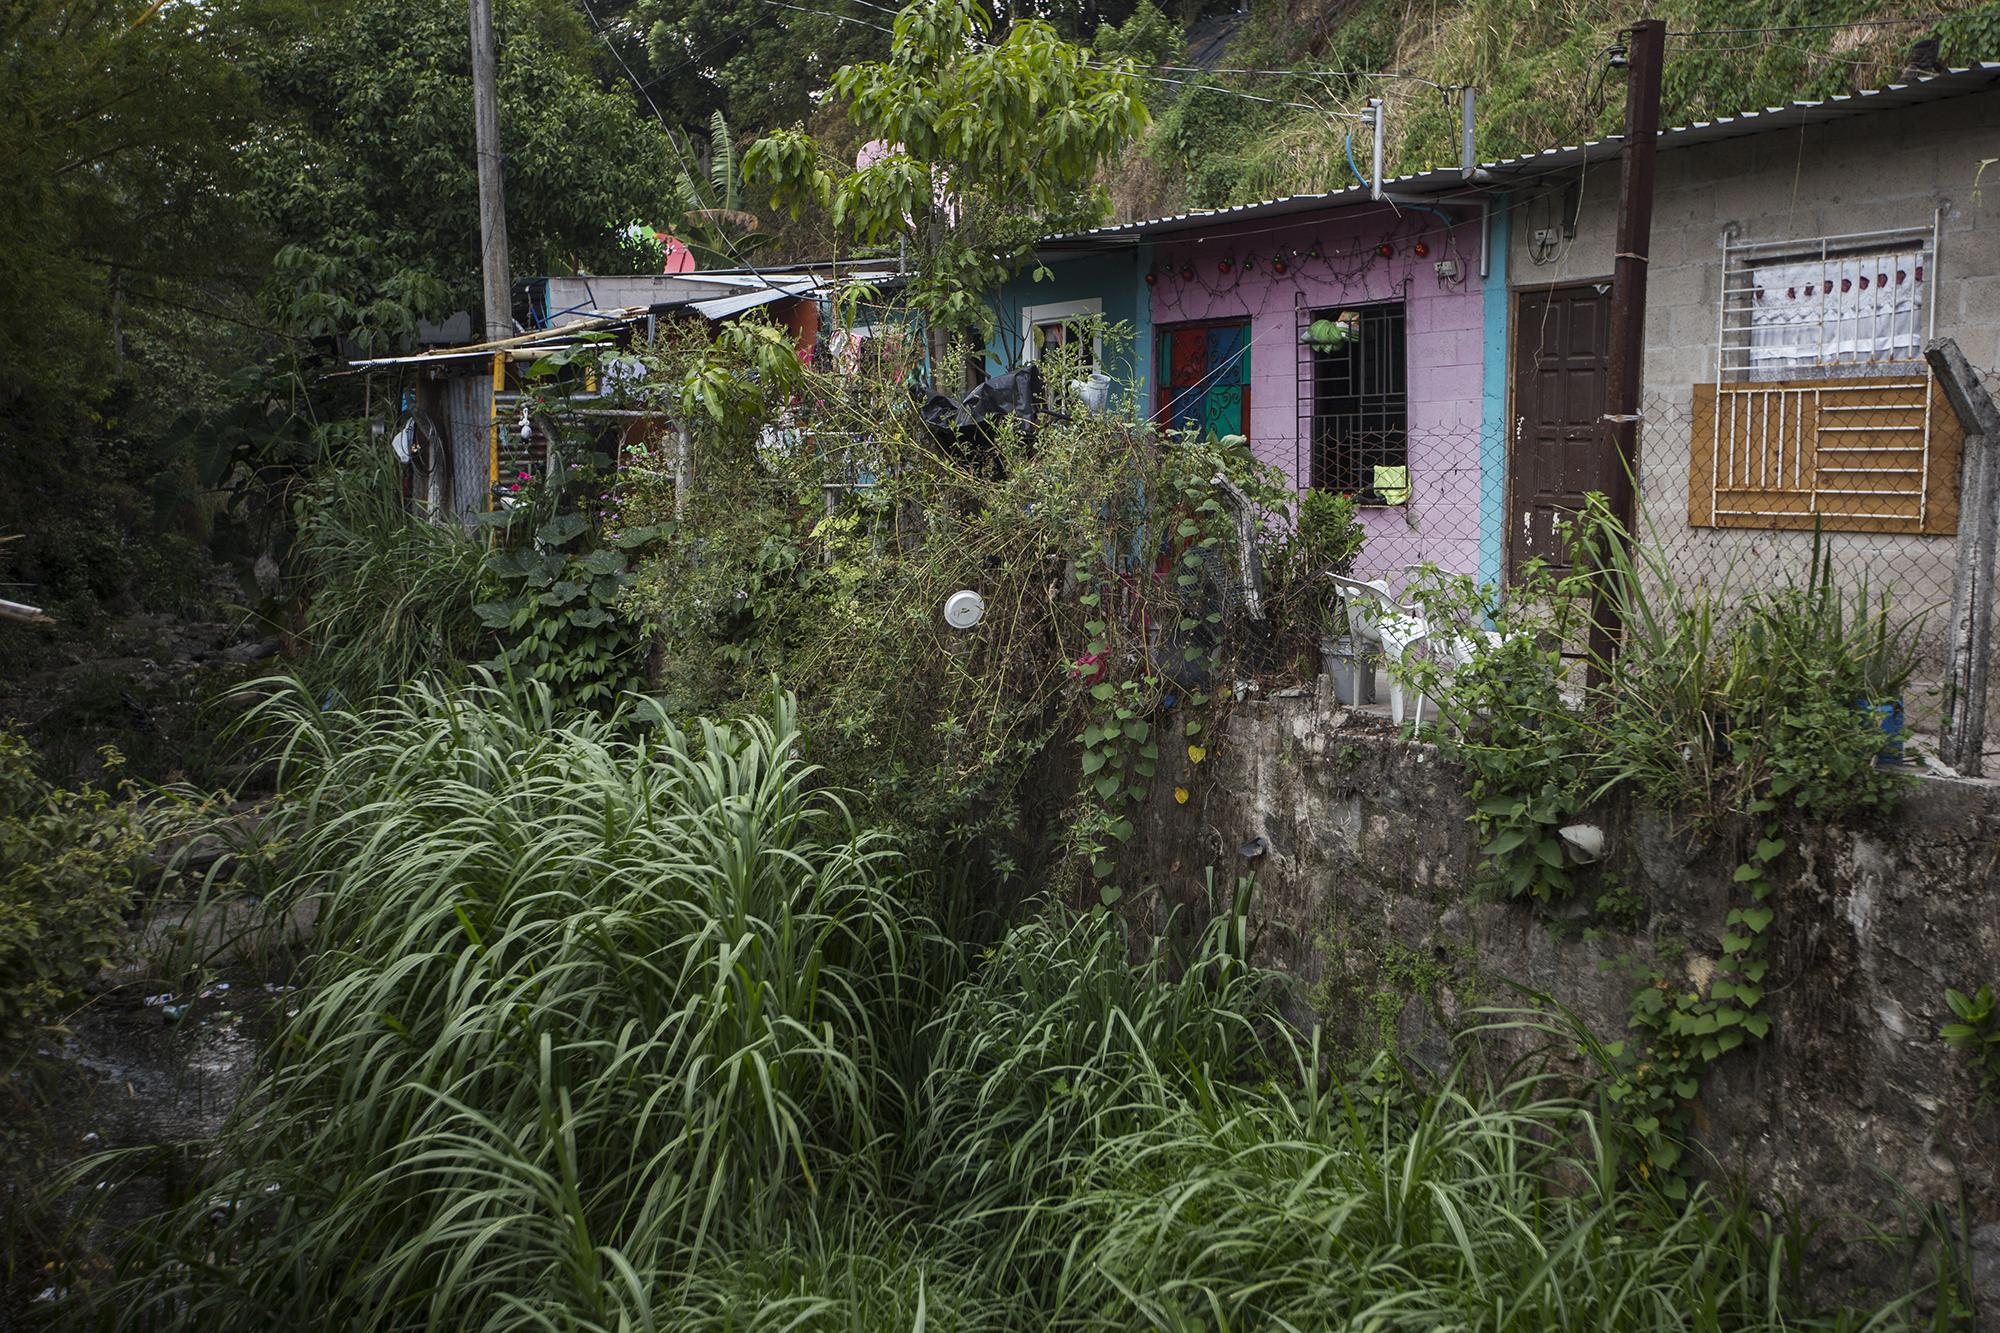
left=1510, top=284, right=1612, bottom=576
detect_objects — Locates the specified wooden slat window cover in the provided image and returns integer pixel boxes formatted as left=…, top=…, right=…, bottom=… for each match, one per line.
left=1687, top=375, right=1960, bottom=536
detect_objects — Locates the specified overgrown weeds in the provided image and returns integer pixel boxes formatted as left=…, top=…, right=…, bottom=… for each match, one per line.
left=74, top=680, right=1955, bottom=1329
left=0, top=733, right=155, bottom=1039
left=620, top=319, right=1289, bottom=889
left=289, top=443, right=487, bottom=703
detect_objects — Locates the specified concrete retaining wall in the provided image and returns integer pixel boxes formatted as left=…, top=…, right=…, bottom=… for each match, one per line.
left=1125, top=695, right=2000, bottom=1293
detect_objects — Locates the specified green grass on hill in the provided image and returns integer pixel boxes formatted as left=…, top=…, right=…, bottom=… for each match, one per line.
left=1111, top=0, right=2000, bottom=215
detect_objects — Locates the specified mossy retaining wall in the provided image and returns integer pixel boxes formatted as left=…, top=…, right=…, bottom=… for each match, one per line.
left=1125, top=695, right=2000, bottom=1301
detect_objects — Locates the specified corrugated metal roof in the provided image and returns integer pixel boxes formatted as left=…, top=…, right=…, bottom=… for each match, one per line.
left=347, top=308, right=652, bottom=368
left=688, top=286, right=794, bottom=319
left=1047, top=63, right=2000, bottom=247
left=1476, top=60, right=2000, bottom=180
left=1042, top=166, right=1476, bottom=246
left=350, top=267, right=905, bottom=369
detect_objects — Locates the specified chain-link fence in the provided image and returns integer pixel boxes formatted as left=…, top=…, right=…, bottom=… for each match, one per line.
left=1298, top=382, right=1993, bottom=765
left=1636, top=383, right=1987, bottom=757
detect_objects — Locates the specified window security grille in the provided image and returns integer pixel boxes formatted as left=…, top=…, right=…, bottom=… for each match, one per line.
left=1717, top=223, right=1938, bottom=382
left=1691, top=217, right=1960, bottom=537
left=1301, top=303, right=1407, bottom=502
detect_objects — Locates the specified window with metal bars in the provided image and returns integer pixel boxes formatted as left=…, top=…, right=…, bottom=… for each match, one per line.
left=1719, top=225, right=1935, bottom=382
left=1304, top=303, right=1407, bottom=503
left=1691, top=219, right=1960, bottom=536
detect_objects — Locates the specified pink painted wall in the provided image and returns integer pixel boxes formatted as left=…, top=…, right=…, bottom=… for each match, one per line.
left=1147, top=203, right=1487, bottom=585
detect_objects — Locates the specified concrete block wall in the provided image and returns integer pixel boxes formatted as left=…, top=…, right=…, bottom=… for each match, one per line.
left=1507, top=89, right=2000, bottom=736
left=1147, top=204, right=1491, bottom=583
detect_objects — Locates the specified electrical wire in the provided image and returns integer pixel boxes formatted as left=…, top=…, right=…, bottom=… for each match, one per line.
left=576, top=0, right=797, bottom=295
left=748, top=0, right=1420, bottom=112
left=1123, top=67, right=1369, bottom=111
left=1665, top=17, right=1944, bottom=36
left=1343, top=130, right=1368, bottom=190
left=1663, top=38, right=1930, bottom=68
left=646, top=17, right=766, bottom=86
left=1144, top=62, right=1450, bottom=87
left=758, top=0, right=895, bottom=33
left=803, top=0, right=1453, bottom=91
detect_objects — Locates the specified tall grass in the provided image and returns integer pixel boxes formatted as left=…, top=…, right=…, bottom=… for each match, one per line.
left=1571, top=513, right=1919, bottom=822
left=91, top=681, right=1950, bottom=1330
left=291, top=447, right=488, bottom=703
left=103, top=679, right=936, bottom=1329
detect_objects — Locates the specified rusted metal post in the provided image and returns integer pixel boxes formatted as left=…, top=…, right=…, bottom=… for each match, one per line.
left=1590, top=18, right=1664, bottom=671
left=1926, top=337, right=2000, bottom=776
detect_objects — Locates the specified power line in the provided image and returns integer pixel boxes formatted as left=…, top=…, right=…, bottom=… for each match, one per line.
left=1124, top=67, right=1371, bottom=112
left=647, top=17, right=763, bottom=85
left=1149, top=62, right=1451, bottom=88
left=1666, top=17, right=1943, bottom=37
left=1661, top=37, right=1920, bottom=66
left=576, top=0, right=795, bottom=294
left=758, top=0, right=895, bottom=32
left=757, top=0, right=1431, bottom=108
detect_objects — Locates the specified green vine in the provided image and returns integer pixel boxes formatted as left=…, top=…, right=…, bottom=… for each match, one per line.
left=1608, top=814, right=1782, bottom=1197
left=1068, top=432, right=1272, bottom=902
left=1398, top=501, right=1921, bottom=1195
left=476, top=513, right=660, bottom=710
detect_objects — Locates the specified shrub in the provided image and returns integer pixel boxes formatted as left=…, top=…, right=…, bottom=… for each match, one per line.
left=620, top=325, right=1288, bottom=876
left=475, top=510, right=657, bottom=710
left=1269, top=486, right=1366, bottom=644
left=0, top=734, right=149, bottom=1037
left=1941, top=984, right=2000, bottom=1103
left=1578, top=514, right=1914, bottom=826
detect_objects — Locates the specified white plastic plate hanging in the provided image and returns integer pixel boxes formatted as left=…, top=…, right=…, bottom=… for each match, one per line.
left=943, top=590, right=986, bottom=630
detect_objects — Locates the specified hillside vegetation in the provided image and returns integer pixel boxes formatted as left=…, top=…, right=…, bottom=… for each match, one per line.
left=1105, top=0, right=2000, bottom=217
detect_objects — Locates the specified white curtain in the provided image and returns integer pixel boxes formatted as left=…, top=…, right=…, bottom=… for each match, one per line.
left=1748, top=249, right=1925, bottom=370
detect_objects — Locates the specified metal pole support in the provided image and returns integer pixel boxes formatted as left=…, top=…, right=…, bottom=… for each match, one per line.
left=1927, top=337, right=2000, bottom=776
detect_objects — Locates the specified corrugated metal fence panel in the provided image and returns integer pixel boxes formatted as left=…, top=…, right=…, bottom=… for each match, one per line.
left=442, top=373, right=492, bottom=518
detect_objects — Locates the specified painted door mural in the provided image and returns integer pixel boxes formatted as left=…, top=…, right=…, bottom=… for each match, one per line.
left=1155, top=320, right=1251, bottom=439
left=1510, top=284, right=1612, bottom=576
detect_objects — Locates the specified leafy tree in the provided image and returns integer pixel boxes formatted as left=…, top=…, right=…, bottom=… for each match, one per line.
left=743, top=0, right=1149, bottom=345
left=1092, top=0, right=1182, bottom=65
left=629, top=0, right=890, bottom=136
left=242, top=0, right=693, bottom=350
left=0, top=0, right=266, bottom=622
left=669, top=113, right=777, bottom=266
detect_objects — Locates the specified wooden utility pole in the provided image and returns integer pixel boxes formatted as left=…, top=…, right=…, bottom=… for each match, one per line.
left=469, top=0, right=512, bottom=341
left=1591, top=17, right=1664, bottom=669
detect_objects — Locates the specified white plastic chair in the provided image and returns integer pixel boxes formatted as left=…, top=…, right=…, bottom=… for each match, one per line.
left=1327, top=575, right=1500, bottom=737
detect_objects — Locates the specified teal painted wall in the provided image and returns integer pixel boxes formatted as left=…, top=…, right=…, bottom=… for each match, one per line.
left=986, top=246, right=1152, bottom=417
left=1478, top=200, right=1511, bottom=591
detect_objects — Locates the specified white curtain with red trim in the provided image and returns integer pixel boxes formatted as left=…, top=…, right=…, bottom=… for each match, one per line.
left=1749, top=249, right=1925, bottom=370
